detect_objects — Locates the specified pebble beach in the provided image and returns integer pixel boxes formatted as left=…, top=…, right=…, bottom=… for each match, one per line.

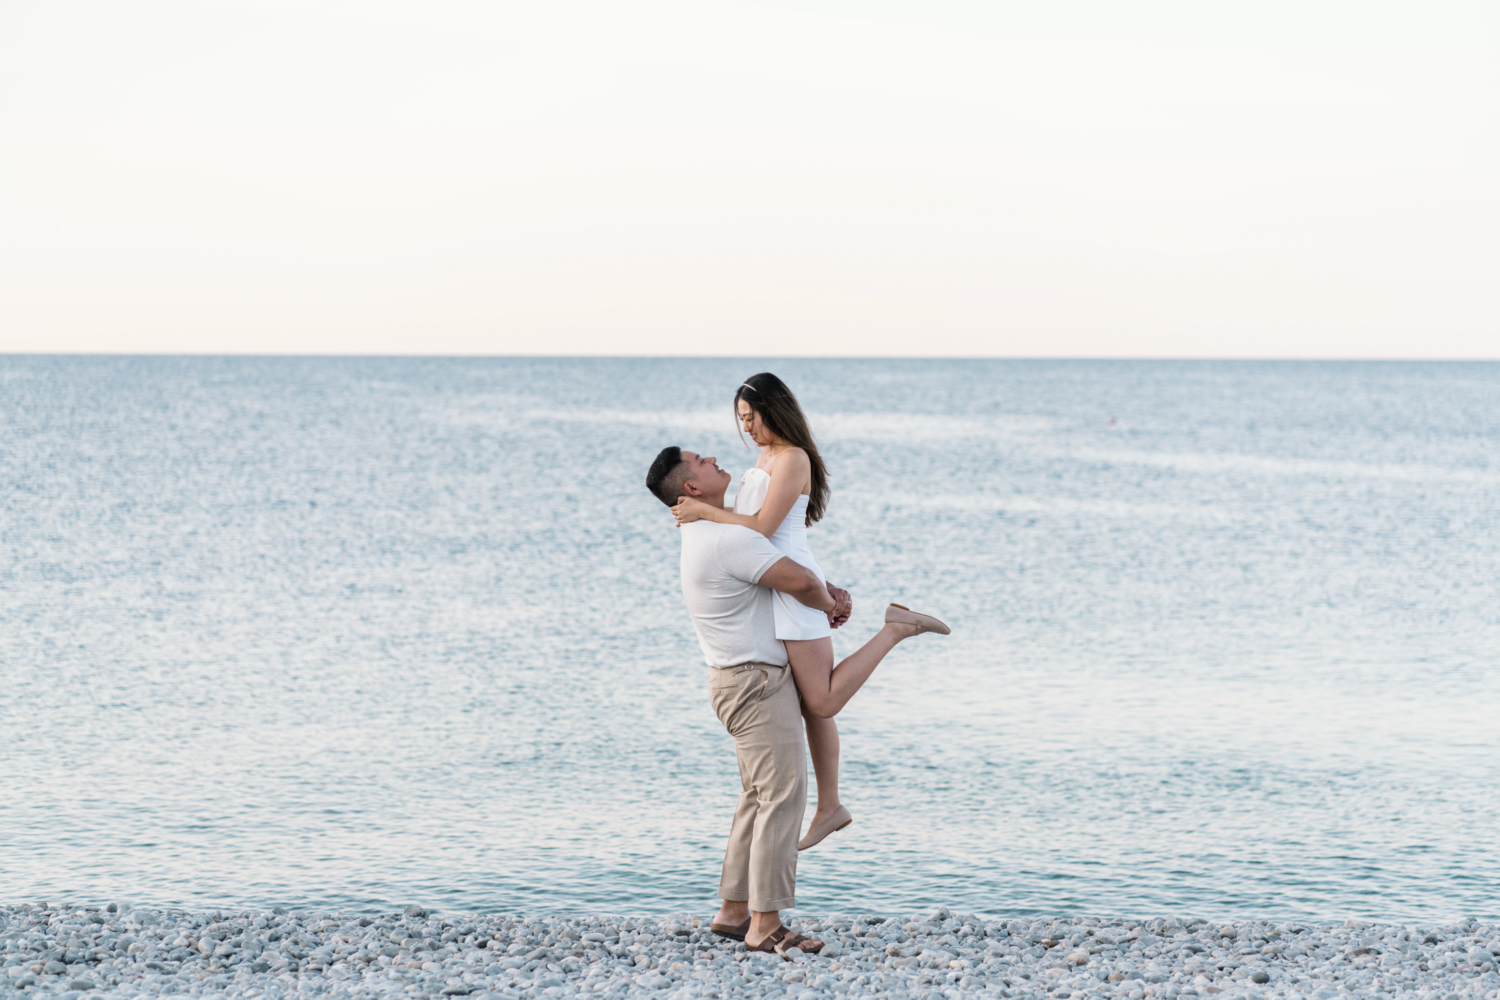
left=4, top=905, right=1497, bottom=1000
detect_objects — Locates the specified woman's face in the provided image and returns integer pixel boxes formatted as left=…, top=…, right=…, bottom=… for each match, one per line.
left=738, top=399, right=772, bottom=446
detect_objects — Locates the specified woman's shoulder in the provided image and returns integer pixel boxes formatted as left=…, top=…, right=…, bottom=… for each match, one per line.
left=766, top=446, right=810, bottom=471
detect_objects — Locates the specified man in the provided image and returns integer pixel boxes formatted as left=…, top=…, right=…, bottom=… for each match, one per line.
left=647, top=445, right=948, bottom=957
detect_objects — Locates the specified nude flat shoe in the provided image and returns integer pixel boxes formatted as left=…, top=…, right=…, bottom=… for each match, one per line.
left=884, top=603, right=951, bottom=635
left=798, top=803, right=853, bottom=851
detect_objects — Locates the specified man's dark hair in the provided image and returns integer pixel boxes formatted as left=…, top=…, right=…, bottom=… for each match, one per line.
left=646, top=446, right=691, bottom=507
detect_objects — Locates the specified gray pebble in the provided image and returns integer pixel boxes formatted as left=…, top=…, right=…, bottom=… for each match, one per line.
left=0, top=904, right=1489, bottom=1000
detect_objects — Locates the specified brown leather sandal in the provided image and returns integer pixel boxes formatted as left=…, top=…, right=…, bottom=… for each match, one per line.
left=709, top=918, right=751, bottom=941
left=746, top=925, right=824, bottom=958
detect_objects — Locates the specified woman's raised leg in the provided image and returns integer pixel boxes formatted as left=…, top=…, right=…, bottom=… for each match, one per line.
left=784, top=620, right=918, bottom=720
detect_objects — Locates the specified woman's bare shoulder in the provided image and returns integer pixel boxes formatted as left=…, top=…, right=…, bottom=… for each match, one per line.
left=768, top=446, right=810, bottom=471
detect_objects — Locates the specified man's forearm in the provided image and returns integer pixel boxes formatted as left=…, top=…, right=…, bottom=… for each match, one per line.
left=788, top=577, right=836, bottom=613
left=758, top=557, right=836, bottom=612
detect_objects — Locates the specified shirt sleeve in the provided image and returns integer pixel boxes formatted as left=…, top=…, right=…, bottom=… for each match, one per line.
left=716, top=526, right=784, bottom=585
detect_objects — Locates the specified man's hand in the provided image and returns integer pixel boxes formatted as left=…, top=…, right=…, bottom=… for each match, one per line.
left=826, top=584, right=852, bottom=628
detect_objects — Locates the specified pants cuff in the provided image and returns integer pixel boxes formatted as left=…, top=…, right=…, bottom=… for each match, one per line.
left=748, top=894, right=796, bottom=912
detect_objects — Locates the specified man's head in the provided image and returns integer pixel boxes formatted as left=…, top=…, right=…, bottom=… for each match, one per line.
left=646, top=446, right=731, bottom=508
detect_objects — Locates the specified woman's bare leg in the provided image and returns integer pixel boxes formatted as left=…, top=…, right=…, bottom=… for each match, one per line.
left=785, top=621, right=918, bottom=720
left=802, top=706, right=841, bottom=827
left=786, top=639, right=841, bottom=826
left=785, top=623, right=922, bottom=830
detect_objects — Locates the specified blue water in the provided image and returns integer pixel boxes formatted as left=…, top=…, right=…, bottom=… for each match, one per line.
left=2, top=357, right=1497, bottom=921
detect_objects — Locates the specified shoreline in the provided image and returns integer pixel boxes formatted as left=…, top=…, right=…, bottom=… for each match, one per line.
left=3, top=905, right=1496, bottom=999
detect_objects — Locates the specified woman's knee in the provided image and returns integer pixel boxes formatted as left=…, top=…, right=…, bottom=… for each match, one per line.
left=801, top=700, right=834, bottom=722
left=800, top=694, right=841, bottom=719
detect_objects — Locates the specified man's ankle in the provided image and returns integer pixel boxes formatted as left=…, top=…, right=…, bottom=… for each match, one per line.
left=716, top=900, right=751, bottom=924
left=748, top=911, right=782, bottom=942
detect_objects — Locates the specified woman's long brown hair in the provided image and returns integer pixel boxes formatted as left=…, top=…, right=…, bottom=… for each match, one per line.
left=735, top=372, right=830, bottom=525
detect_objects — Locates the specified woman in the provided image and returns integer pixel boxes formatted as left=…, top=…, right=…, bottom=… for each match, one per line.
left=671, top=372, right=950, bottom=853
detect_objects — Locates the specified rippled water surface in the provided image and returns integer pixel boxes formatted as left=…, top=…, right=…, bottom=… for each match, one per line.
left=2, top=357, right=1497, bottom=921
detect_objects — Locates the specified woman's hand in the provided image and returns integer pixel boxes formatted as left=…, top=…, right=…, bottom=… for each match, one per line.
left=672, top=496, right=712, bottom=526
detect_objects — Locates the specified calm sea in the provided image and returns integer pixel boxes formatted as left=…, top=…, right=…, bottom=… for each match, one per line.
left=2, top=357, right=1497, bottom=921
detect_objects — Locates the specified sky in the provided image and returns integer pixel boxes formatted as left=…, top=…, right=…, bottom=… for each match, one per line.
left=1, top=0, right=1496, bottom=358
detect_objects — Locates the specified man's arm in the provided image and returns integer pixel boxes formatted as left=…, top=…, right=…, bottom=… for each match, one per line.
left=759, top=557, right=837, bottom=614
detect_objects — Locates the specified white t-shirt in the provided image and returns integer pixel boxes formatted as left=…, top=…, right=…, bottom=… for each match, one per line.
left=678, top=521, right=789, bottom=668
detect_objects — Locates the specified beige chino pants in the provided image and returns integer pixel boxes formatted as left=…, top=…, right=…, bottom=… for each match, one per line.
left=709, top=661, right=806, bottom=912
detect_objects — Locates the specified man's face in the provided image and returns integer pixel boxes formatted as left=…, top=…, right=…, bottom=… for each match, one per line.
left=679, top=450, right=731, bottom=498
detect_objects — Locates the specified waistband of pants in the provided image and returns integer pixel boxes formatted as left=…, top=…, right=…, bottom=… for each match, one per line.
left=714, top=660, right=787, bottom=673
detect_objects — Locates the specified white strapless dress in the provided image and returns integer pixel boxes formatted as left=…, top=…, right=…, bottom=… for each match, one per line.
left=733, top=467, right=831, bottom=641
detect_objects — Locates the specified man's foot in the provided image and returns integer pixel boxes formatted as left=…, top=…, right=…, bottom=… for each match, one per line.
left=798, top=803, right=853, bottom=851
left=713, top=902, right=751, bottom=931
left=745, top=925, right=825, bottom=957
left=709, top=917, right=751, bottom=941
